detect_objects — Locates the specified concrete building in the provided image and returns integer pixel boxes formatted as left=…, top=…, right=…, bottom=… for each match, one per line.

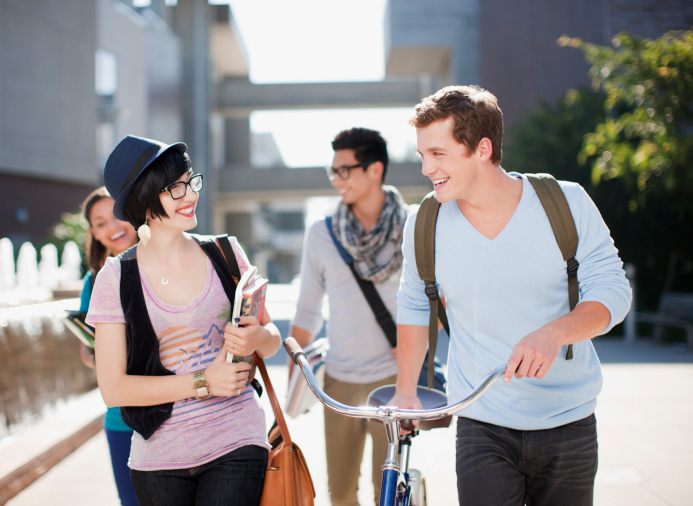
left=385, top=0, right=693, bottom=128
left=0, top=0, right=183, bottom=246
left=478, top=0, right=693, bottom=127
left=0, top=0, right=433, bottom=282
left=3, top=0, right=689, bottom=282
left=0, top=1, right=99, bottom=247
left=386, top=0, right=479, bottom=88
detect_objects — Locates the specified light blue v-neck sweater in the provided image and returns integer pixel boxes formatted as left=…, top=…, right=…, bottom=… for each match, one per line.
left=397, top=174, right=632, bottom=430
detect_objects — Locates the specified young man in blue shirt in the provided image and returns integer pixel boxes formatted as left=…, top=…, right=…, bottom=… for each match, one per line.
left=391, top=86, right=632, bottom=505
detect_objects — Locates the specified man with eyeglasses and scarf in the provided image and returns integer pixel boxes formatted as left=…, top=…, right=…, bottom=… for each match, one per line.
left=290, top=127, right=410, bottom=506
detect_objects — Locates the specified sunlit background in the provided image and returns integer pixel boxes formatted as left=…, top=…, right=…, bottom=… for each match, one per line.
left=1, top=1, right=693, bottom=504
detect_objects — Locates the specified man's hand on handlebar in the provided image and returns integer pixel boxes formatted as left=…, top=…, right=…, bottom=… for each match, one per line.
left=387, top=392, right=423, bottom=434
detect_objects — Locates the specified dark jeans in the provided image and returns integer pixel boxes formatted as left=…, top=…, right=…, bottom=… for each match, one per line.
left=105, top=428, right=139, bottom=506
left=456, top=414, right=598, bottom=506
left=130, top=445, right=268, bottom=506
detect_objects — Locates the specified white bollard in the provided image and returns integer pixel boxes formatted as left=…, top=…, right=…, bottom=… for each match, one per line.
left=59, top=241, right=82, bottom=283
left=0, top=238, right=16, bottom=291
left=17, top=242, right=40, bottom=289
left=39, top=243, right=60, bottom=289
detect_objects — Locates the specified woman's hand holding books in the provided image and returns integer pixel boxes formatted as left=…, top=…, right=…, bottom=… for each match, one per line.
left=223, top=316, right=272, bottom=358
left=205, top=348, right=253, bottom=397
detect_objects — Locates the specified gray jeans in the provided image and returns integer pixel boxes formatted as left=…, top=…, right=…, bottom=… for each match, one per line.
left=456, top=414, right=598, bottom=506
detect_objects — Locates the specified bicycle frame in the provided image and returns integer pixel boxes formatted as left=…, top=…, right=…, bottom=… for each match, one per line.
left=284, top=337, right=506, bottom=506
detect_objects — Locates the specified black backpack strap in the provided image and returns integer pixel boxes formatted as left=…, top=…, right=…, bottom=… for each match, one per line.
left=526, top=173, right=579, bottom=360
left=414, top=191, right=448, bottom=388
left=325, top=217, right=398, bottom=348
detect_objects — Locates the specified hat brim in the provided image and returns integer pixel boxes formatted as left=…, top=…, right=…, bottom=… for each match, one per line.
left=112, top=142, right=187, bottom=222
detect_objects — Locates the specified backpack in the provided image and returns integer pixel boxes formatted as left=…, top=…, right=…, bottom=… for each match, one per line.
left=415, top=173, right=579, bottom=388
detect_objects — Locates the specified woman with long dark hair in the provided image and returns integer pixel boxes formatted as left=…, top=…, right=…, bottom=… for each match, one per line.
left=79, top=186, right=139, bottom=506
left=86, top=135, right=280, bottom=506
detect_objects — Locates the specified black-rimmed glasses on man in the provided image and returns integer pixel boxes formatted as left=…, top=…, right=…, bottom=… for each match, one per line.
left=325, top=161, right=375, bottom=181
left=160, top=173, right=203, bottom=199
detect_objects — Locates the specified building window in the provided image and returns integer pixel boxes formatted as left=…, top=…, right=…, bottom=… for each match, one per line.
left=275, top=212, right=304, bottom=231
left=95, top=49, right=118, bottom=97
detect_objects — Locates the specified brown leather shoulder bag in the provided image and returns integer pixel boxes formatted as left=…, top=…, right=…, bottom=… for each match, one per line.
left=257, top=357, right=315, bottom=506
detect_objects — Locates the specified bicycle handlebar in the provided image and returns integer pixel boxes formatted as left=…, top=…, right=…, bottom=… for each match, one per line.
left=284, top=337, right=506, bottom=423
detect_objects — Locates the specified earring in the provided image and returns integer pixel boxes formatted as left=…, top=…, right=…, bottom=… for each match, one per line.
left=138, top=220, right=151, bottom=247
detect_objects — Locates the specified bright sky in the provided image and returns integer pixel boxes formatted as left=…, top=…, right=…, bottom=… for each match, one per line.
left=216, top=0, right=419, bottom=168
left=225, top=0, right=386, bottom=83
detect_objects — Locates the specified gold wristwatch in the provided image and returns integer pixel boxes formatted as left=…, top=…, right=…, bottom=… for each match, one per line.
left=193, top=370, right=210, bottom=400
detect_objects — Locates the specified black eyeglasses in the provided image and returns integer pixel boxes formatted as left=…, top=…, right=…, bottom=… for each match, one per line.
left=325, top=161, right=375, bottom=181
left=160, top=173, right=203, bottom=199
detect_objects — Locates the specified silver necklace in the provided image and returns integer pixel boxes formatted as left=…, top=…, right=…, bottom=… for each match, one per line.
left=145, top=239, right=189, bottom=285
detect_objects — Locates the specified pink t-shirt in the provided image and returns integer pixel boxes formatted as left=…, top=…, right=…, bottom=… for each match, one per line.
left=86, top=237, right=270, bottom=471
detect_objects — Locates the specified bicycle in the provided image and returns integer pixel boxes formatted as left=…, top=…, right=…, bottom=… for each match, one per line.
left=283, top=337, right=507, bottom=506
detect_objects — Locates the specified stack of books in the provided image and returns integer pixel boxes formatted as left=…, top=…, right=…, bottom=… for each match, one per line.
left=227, top=265, right=269, bottom=366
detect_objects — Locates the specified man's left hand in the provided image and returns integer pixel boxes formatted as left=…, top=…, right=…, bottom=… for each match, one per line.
left=503, top=328, right=562, bottom=383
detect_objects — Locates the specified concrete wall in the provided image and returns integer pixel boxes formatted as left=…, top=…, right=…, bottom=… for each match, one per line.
left=386, top=0, right=479, bottom=86
left=0, top=0, right=182, bottom=244
left=143, top=9, right=183, bottom=144
left=97, top=0, right=148, bottom=142
left=0, top=0, right=98, bottom=185
left=96, top=1, right=182, bottom=150
left=0, top=173, right=93, bottom=247
left=607, top=0, right=693, bottom=40
left=479, top=0, right=693, bottom=128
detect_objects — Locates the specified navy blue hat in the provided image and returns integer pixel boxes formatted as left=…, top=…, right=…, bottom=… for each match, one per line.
left=104, top=135, right=187, bottom=222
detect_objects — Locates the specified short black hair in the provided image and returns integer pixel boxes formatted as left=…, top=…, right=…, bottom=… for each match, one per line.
left=123, top=148, right=192, bottom=230
left=331, top=127, right=389, bottom=183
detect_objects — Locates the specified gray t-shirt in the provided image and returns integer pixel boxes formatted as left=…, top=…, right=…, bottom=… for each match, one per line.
left=291, top=218, right=400, bottom=384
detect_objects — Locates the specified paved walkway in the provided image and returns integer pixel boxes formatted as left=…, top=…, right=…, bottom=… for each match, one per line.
left=6, top=337, right=693, bottom=506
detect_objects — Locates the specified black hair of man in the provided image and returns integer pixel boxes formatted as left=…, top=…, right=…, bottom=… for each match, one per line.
left=331, top=127, right=389, bottom=183
left=123, top=149, right=192, bottom=231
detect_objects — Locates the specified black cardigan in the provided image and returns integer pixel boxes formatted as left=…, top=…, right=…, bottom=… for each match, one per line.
left=118, top=235, right=239, bottom=440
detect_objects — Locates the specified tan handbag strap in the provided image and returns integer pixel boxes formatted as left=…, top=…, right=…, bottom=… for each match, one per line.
left=257, top=357, right=292, bottom=448
left=215, top=236, right=241, bottom=285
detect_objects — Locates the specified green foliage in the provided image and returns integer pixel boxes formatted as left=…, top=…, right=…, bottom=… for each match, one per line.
left=504, top=88, right=607, bottom=187
left=48, top=211, right=88, bottom=251
left=46, top=210, right=89, bottom=274
left=505, top=29, right=693, bottom=314
left=558, top=30, right=693, bottom=215
left=561, top=30, right=693, bottom=306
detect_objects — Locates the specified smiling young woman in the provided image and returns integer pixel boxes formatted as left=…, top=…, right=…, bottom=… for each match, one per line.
left=86, top=135, right=281, bottom=506
left=80, top=187, right=140, bottom=506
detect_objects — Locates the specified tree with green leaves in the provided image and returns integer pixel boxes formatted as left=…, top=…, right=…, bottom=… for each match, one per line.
left=558, top=30, right=693, bottom=214
left=505, top=29, right=693, bottom=318
left=559, top=30, right=693, bottom=307
left=503, top=88, right=606, bottom=188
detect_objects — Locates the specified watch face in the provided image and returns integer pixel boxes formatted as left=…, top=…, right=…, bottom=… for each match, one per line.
left=196, top=386, right=209, bottom=398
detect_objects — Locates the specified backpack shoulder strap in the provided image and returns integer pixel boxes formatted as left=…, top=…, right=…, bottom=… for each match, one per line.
left=414, top=191, right=449, bottom=388
left=214, top=234, right=242, bottom=284
left=118, top=244, right=138, bottom=262
left=525, top=173, right=579, bottom=360
left=211, top=234, right=265, bottom=396
left=325, top=217, right=398, bottom=348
